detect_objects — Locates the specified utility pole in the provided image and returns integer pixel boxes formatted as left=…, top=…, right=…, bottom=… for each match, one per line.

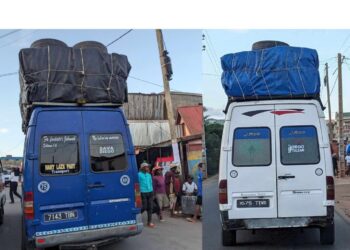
left=337, top=53, right=345, bottom=177
left=325, top=63, right=333, bottom=141
left=155, top=29, right=182, bottom=172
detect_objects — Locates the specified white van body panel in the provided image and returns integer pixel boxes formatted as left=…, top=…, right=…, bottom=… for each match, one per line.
left=219, top=99, right=333, bottom=222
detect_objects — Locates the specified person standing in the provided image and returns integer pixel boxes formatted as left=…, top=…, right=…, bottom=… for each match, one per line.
left=345, top=153, right=350, bottom=176
left=152, top=166, right=168, bottom=222
left=138, top=162, right=155, bottom=228
left=173, top=170, right=182, bottom=215
left=187, top=163, right=203, bottom=222
left=331, top=140, right=339, bottom=176
left=9, top=167, right=22, bottom=204
left=165, top=163, right=178, bottom=216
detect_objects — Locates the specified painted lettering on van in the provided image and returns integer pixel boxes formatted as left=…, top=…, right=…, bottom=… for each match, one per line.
left=288, top=144, right=305, bottom=153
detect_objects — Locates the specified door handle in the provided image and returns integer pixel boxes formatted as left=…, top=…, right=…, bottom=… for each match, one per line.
left=88, top=183, right=105, bottom=189
left=278, top=175, right=295, bottom=180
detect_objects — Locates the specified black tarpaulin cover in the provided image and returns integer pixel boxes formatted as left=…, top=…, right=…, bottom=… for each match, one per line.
left=19, top=40, right=131, bottom=132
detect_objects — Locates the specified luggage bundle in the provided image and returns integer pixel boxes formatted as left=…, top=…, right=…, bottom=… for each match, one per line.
left=221, top=41, right=321, bottom=101
left=181, top=195, right=197, bottom=215
left=19, top=39, right=131, bottom=132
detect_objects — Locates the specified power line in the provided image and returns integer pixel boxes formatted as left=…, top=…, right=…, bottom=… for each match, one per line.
left=204, top=30, right=221, bottom=70
left=0, top=71, right=18, bottom=78
left=0, top=30, right=38, bottom=49
left=128, top=75, right=180, bottom=92
left=202, top=73, right=220, bottom=77
left=106, top=29, right=133, bottom=47
left=203, top=32, right=220, bottom=74
left=0, top=29, right=21, bottom=40
left=339, top=32, right=350, bottom=53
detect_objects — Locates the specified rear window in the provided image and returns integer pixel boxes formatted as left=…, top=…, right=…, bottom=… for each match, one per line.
left=40, top=135, right=80, bottom=175
left=90, top=134, right=128, bottom=172
left=280, top=126, right=320, bottom=165
left=232, top=127, right=271, bottom=166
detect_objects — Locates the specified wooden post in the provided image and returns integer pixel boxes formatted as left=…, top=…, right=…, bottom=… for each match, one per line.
left=337, top=53, right=345, bottom=177
left=155, top=29, right=182, bottom=173
left=325, top=63, right=333, bottom=141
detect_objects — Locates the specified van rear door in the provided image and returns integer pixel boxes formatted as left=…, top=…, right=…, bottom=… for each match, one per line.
left=275, top=104, right=327, bottom=217
left=34, top=110, right=88, bottom=236
left=82, top=109, right=137, bottom=228
left=227, top=104, right=277, bottom=219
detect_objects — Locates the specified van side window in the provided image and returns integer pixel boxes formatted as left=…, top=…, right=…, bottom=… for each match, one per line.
left=280, top=126, right=320, bottom=165
left=232, top=127, right=271, bottom=166
left=90, top=134, right=127, bottom=172
left=40, top=135, right=80, bottom=175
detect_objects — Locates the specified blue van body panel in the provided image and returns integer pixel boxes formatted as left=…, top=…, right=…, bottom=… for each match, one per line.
left=22, top=106, right=141, bottom=245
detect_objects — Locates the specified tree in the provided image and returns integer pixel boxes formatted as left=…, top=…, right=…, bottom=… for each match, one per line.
left=204, top=122, right=223, bottom=176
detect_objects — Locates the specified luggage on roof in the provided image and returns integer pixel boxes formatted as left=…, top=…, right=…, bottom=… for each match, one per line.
left=220, top=44, right=320, bottom=100
left=19, top=39, right=131, bottom=132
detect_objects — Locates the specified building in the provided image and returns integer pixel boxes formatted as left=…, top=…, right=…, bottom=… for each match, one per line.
left=176, top=105, right=206, bottom=178
left=0, top=155, right=23, bottom=169
left=122, top=92, right=205, bottom=177
left=333, top=112, right=350, bottom=142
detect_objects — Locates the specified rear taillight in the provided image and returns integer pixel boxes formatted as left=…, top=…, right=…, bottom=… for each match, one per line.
left=24, top=192, right=34, bottom=220
left=219, top=179, right=228, bottom=204
left=326, top=176, right=334, bottom=200
left=134, top=183, right=142, bottom=208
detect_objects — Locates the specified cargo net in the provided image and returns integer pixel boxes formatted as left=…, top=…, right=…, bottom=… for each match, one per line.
left=220, top=46, right=321, bottom=102
left=19, top=45, right=131, bottom=132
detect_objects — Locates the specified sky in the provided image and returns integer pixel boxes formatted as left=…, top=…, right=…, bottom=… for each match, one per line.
left=203, top=30, right=350, bottom=119
left=0, top=29, right=201, bottom=156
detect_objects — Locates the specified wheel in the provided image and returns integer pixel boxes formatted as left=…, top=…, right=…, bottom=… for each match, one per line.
left=222, top=228, right=236, bottom=246
left=0, top=204, right=4, bottom=225
left=30, top=39, right=68, bottom=48
left=21, top=217, right=35, bottom=250
left=73, top=41, right=107, bottom=53
left=252, top=40, right=289, bottom=50
left=320, top=223, right=335, bottom=245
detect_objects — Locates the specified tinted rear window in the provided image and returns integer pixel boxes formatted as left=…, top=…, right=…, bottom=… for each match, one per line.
left=90, top=134, right=128, bottom=172
left=232, top=127, right=271, bottom=166
left=280, top=126, right=320, bottom=165
left=40, top=135, right=80, bottom=175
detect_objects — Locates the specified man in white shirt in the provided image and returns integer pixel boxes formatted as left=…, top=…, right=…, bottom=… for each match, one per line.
left=345, top=154, right=350, bottom=176
left=9, top=168, right=22, bottom=204
left=182, top=176, right=197, bottom=196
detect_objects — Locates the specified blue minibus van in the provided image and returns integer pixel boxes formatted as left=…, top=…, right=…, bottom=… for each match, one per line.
left=21, top=105, right=143, bottom=249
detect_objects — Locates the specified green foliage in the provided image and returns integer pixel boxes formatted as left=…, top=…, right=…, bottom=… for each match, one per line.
left=205, top=121, right=223, bottom=176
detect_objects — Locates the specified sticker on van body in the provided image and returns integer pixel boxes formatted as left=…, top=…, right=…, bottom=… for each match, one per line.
left=120, top=175, right=130, bottom=186
left=38, top=181, right=50, bottom=193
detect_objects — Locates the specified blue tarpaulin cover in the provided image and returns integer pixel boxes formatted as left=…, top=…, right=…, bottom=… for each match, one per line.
left=221, top=46, right=320, bottom=99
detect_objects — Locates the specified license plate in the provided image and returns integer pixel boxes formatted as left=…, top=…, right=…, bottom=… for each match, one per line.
left=237, top=199, right=269, bottom=208
left=44, top=210, right=78, bottom=222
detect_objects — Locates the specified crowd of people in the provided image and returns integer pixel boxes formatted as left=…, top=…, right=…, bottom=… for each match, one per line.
left=331, top=140, right=350, bottom=176
left=138, top=161, right=203, bottom=228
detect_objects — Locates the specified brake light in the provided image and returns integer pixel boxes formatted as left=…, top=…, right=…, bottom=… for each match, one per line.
left=219, top=179, right=228, bottom=204
left=24, top=192, right=34, bottom=219
left=326, top=176, right=334, bottom=200
left=134, top=183, right=142, bottom=208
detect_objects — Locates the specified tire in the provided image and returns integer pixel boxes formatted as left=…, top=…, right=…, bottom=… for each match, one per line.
left=30, top=39, right=68, bottom=48
left=320, top=223, right=335, bottom=245
left=73, top=41, right=107, bottom=53
left=0, top=204, right=4, bottom=225
left=252, top=40, right=289, bottom=50
left=222, top=228, right=236, bottom=246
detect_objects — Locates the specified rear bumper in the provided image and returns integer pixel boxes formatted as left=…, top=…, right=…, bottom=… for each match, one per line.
left=221, top=206, right=334, bottom=230
left=32, top=215, right=143, bottom=248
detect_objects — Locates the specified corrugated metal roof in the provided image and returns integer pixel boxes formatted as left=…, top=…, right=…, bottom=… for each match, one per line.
left=176, top=105, right=203, bottom=135
left=123, top=92, right=202, bottom=120
left=128, top=120, right=171, bottom=147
